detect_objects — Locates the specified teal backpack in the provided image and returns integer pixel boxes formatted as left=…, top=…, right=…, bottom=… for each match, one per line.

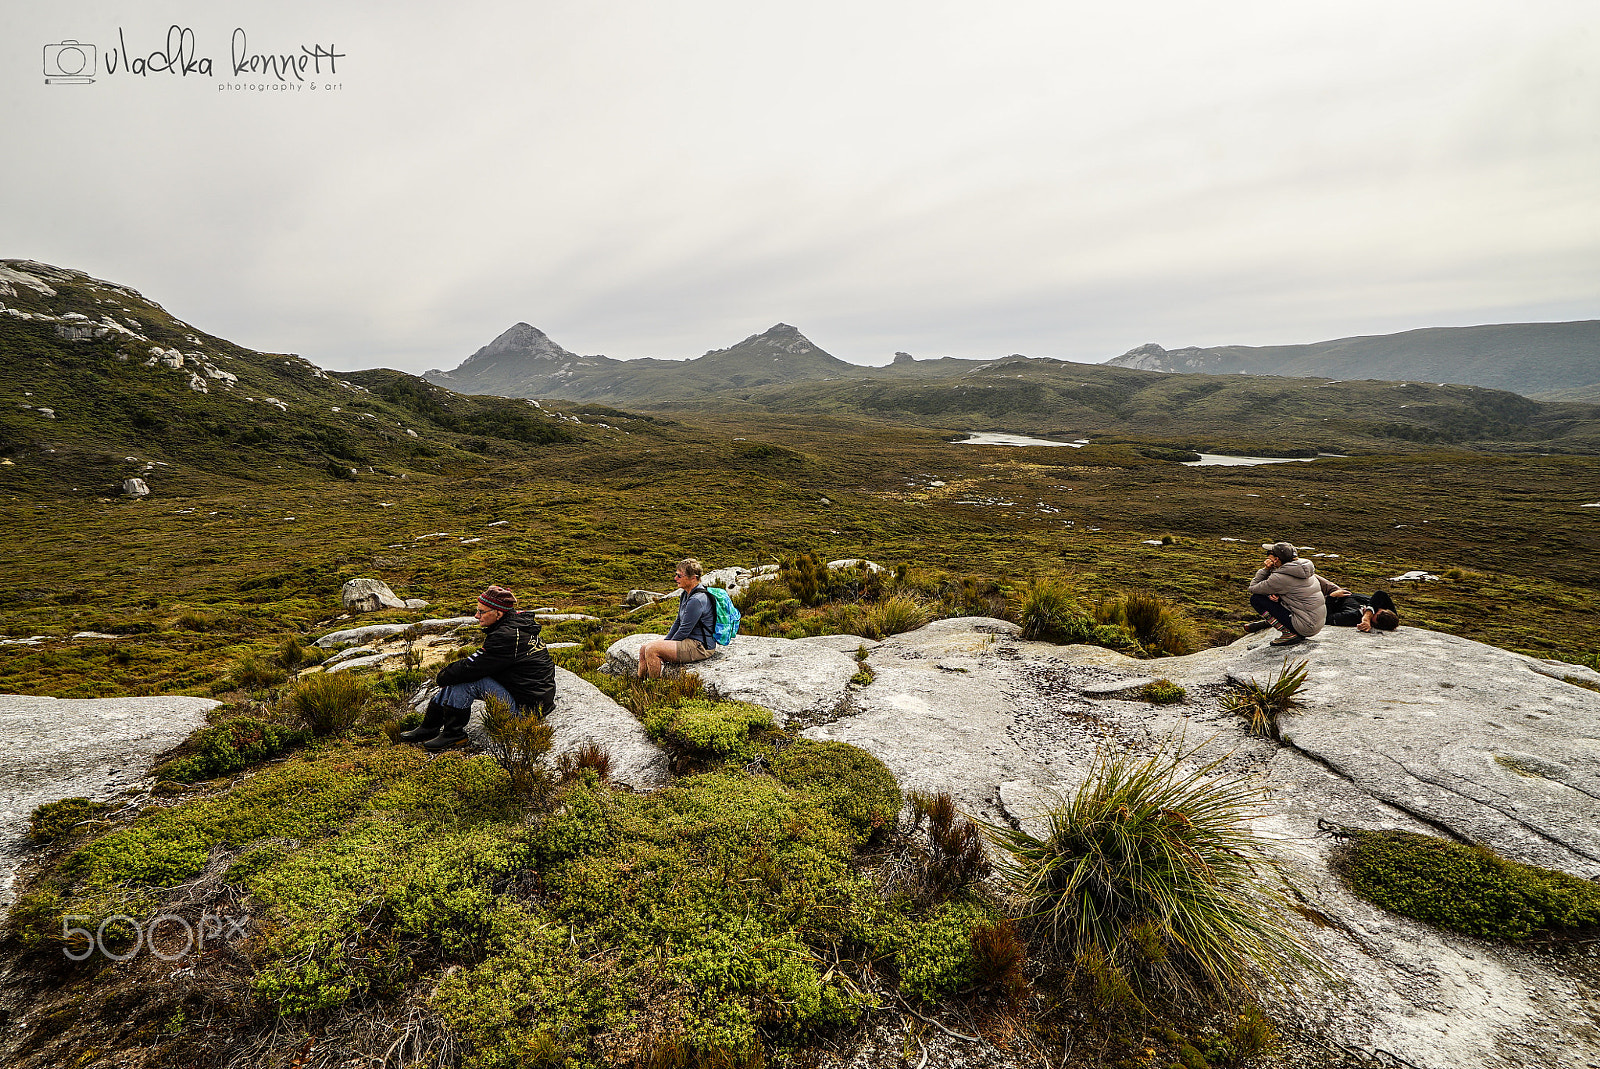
left=697, top=586, right=741, bottom=646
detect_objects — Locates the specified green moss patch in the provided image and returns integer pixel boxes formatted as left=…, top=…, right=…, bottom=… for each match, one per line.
left=1334, top=828, right=1600, bottom=939
left=154, top=716, right=308, bottom=782
left=643, top=698, right=774, bottom=765
left=768, top=739, right=902, bottom=842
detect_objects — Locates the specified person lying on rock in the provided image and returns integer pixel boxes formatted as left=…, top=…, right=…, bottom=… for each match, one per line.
left=1316, top=577, right=1401, bottom=632
left=1242, top=541, right=1327, bottom=648
left=399, top=584, right=556, bottom=751
left=637, top=558, right=718, bottom=679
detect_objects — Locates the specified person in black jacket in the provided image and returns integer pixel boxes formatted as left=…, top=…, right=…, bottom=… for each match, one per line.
left=399, top=584, right=556, bottom=751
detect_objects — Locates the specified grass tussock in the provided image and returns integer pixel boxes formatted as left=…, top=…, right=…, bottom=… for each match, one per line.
left=1221, top=658, right=1309, bottom=740
left=282, top=671, right=376, bottom=736
left=985, top=745, right=1319, bottom=1004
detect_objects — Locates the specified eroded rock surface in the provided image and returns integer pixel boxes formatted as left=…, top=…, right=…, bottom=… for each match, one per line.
left=0, top=693, right=219, bottom=908
left=341, top=578, right=405, bottom=613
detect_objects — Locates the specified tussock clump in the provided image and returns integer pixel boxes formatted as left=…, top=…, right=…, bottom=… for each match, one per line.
left=1097, top=591, right=1198, bottom=657
left=223, top=654, right=286, bottom=693
left=1333, top=827, right=1600, bottom=939
left=985, top=745, right=1319, bottom=1004
left=1018, top=577, right=1094, bottom=644
left=557, top=740, right=614, bottom=784
left=283, top=672, right=373, bottom=736
left=863, top=594, right=927, bottom=638
left=1222, top=658, right=1309, bottom=739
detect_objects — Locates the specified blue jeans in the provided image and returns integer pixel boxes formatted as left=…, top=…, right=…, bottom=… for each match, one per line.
left=1250, top=593, right=1298, bottom=635
left=437, top=676, right=519, bottom=713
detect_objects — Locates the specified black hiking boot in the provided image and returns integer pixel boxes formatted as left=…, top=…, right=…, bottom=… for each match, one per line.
left=423, top=704, right=473, bottom=752
left=398, top=698, right=448, bottom=744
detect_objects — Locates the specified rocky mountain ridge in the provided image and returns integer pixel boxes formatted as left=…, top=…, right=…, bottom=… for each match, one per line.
left=1105, top=321, right=1600, bottom=399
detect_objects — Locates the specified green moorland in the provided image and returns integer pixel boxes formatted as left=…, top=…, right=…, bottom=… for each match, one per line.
left=3, top=405, right=1599, bottom=1068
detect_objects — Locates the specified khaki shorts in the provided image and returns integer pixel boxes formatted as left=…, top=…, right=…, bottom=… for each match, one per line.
left=672, top=639, right=714, bottom=663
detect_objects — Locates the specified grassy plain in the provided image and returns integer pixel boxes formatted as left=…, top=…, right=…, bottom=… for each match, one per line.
left=3, top=407, right=1599, bottom=1069
left=2, top=410, right=1596, bottom=699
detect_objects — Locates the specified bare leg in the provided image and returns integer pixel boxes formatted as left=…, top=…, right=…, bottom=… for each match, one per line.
left=638, top=638, right=681, bottom=679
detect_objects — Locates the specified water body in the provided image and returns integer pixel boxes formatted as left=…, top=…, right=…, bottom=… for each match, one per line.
left=954, top=432, right=1088, bottom=447
left=1182, top=453, right=1324, bottom=467
left=955, top=433, right=1335, bottom=467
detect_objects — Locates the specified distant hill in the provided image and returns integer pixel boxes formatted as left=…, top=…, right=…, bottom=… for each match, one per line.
left=696, top=354, right=1600, bottom=456
left=425, top=322, right=860, bottom=402
left=0, top=261, right=643, bottom=498
left=1104, top=321, right=1600, bottom=398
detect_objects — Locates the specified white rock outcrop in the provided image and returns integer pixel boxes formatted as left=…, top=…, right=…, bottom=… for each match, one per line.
left=340, top=578, right=406, bottom=613
left=121, top=478, right=149, bottom=497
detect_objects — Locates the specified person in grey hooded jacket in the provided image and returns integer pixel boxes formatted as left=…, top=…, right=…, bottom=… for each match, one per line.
left=1245, top=541, right=1326, bottom=647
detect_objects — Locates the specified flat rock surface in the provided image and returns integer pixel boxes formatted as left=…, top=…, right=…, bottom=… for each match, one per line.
left=605, top=633, right=859, bottom=722
left=0, top=693, right=219, bottom=908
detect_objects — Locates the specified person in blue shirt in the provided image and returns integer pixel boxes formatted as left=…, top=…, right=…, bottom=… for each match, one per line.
left=637, top=558, right=717, bottom=678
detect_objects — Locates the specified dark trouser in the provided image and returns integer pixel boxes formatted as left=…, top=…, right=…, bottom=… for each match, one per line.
left=1250, top=593, right=1298, bottom=635
left=1326, top=589, right=1397, bottom=627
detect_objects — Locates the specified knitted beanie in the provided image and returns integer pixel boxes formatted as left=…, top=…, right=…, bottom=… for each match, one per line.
left=478, top=585, right=517, bottom=613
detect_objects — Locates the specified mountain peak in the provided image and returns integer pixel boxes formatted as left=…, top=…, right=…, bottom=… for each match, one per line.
left=892, top=351, right=915, bottom=364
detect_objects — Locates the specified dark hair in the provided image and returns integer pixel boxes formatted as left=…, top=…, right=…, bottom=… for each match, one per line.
left=1373, top=609, right=1400, bottom=631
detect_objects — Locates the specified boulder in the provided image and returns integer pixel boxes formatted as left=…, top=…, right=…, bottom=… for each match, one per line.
left=625, top=589, right=667, bottom=606
left=604, top=633, right=859, bottom=722
left=544, top=669, right=671, bottom=790
left=121, top=478, right=149, bottom=497
left=341, top=578, right=405, bottom=613
left=403, top=598, right=429, bottom=610
left=314, top=615, right=477, bottom=649
left=411, top=671, right=670, bottom=792
left=323, top=645, right=379, bottom=667
left=826, top=558, right=883, bottom=573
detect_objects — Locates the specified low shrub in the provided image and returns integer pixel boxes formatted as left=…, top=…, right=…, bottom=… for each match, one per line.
left=903, top=790, right=991, bottom=902
left=985, top=745, right=1318, bottom=1003
left=897, top=899, right=999, bottom=1003
left=1101, top=591, right=1198, bottom=656
left=644, top=698, right=774, bottom=765
left=28, top=797, right=111, bottom=844
left=769, top=739, right=901, bottom=842
left=1018, top=577, right=1094, bottom=644
left=1140, top=678, right=1187, bottom=704
left=1222, top=658, right=1309, bottom=739
left=283, top=672, right=373, bottom=736
left=155, top=716, right=308, bottom=782
left=1334, top=827, right=1600, bottom=939
left=480, top=695, right=555, bottom=807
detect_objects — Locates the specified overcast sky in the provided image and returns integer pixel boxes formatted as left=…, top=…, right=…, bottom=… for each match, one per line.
left=3, top=1, right=1597, bottom=372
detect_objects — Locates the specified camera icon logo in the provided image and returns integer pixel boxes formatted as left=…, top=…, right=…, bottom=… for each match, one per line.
left=44, top=40, right=97, bottom=84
